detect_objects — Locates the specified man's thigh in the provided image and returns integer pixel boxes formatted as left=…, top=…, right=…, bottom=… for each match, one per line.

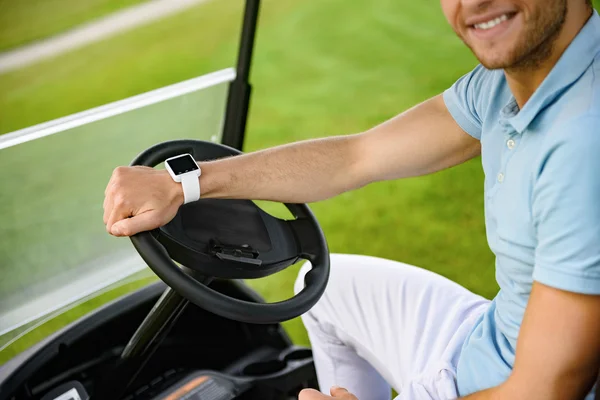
left=295, top=253, right=490, bottom=395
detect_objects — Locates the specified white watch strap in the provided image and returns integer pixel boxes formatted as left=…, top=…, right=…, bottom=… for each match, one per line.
left=181, top=173, right=200, bottom=204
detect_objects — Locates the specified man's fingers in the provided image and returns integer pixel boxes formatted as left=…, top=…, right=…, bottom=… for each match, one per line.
left=330, top=386, right=357, bottom=399
left=298, top=388, right=329, bottom=400
left=297, top=387, right=357, bottom=400
left=103, top=174, right=119, bottom=224
left=105, top=197, right=132, bottom=234
left=297, top=387, right=358, bottom=400
left=111, top=211, right=160, bottom=237
left=103, top=195, right=113, bottom=225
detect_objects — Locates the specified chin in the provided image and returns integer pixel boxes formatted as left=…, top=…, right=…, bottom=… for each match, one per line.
left=476, top=56, right=513, bottom=70
left=469, top=44, right=520, bottom=70
left=463, top=30, right=527, bottom=70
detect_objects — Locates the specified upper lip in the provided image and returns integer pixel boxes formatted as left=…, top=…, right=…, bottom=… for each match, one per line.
left=465, top=10, right=517, bottom=27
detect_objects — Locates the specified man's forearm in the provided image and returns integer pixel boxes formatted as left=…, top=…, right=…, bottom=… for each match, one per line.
left=459, top=386, right=502, bottom=400
left=199, top=135, right=367, bottom=203
left=459, top=376, right=597, bottom=400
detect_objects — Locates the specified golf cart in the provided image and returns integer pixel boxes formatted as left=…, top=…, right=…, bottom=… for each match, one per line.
left=0, top=1, right=330, bottom=399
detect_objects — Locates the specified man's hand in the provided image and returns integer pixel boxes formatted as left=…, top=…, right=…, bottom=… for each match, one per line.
left=103, top=166, right=184, bottom=236
left=299, top=386, right=358, bottom=400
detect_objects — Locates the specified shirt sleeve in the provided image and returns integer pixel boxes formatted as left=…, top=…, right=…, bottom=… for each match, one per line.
left=442, top=64, right=489, bottom=140
left=532, top=116, right=600, bottom=294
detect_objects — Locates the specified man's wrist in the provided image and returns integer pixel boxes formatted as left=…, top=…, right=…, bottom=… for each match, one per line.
left=197, top=161, right=219, bottom=199
left=163, top=170, right=185, bottom=206
left=166, top=162, right=208, bottom=204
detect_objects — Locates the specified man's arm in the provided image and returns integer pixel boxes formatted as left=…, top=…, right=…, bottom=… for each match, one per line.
left=104, top=94, right=479, bottom=236
left=199, top=94, right=480, bottom=203
left=461, top=283, right=600, bottom=400
left=463, top=116, right=600, bottom=400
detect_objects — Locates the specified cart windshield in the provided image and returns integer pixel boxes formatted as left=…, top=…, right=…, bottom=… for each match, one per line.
left=0, top=69, right=235, bottom=363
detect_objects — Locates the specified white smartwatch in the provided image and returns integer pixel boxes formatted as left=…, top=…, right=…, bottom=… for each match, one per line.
left=165, top=153, right=201, bottom=204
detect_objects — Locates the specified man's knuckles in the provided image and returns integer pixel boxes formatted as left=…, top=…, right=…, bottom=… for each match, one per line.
left=112, top=194, right=128, bottom=208
left=112, top=166, right=128, bottom=177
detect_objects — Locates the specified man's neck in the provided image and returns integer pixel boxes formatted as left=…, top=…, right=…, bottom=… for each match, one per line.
left=505, top=6, right=593, bottom=109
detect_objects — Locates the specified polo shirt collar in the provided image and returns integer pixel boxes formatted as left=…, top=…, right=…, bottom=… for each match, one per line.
left=502, top=10, right=600, bottom=133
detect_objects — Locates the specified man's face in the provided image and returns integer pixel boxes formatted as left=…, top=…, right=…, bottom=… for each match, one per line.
left=441, top=0, right=568, bottom=70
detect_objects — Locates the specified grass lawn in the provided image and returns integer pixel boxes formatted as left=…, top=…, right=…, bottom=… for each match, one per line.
left=0, top=0, right=149, bottom=52
left=0, top=0, right=499, bottom=364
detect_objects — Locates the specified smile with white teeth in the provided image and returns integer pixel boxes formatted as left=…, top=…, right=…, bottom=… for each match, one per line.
left=473, top=14, right=509, bottom=30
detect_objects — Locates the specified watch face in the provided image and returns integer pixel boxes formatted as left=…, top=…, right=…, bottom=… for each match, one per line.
left=167, top=154, right=199, bottom=175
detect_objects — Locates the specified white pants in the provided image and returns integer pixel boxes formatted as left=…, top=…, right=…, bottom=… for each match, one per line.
left=294, top=254, right=491, bottom=400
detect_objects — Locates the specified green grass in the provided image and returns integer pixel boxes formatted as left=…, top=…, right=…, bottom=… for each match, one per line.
left=0, top=0, right=497, bottom=364
left=0, top=0, right=148, bottom=52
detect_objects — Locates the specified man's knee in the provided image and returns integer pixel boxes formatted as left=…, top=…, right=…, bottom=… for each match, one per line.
left=294, top=253, right=427, bottom=323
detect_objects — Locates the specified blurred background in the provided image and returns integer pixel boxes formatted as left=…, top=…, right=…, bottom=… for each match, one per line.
left=1, top=0, right=598, bottom=365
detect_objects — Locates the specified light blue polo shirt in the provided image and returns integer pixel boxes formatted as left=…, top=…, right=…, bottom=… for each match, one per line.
left=443, top=10, right=600, bottom=397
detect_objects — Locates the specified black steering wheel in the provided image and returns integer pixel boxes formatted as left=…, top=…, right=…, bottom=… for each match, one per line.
left=129, top=139, right=330, bottom=324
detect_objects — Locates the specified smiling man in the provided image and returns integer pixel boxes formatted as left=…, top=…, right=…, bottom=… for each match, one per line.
left=103, top=0, right=600, bottom=399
